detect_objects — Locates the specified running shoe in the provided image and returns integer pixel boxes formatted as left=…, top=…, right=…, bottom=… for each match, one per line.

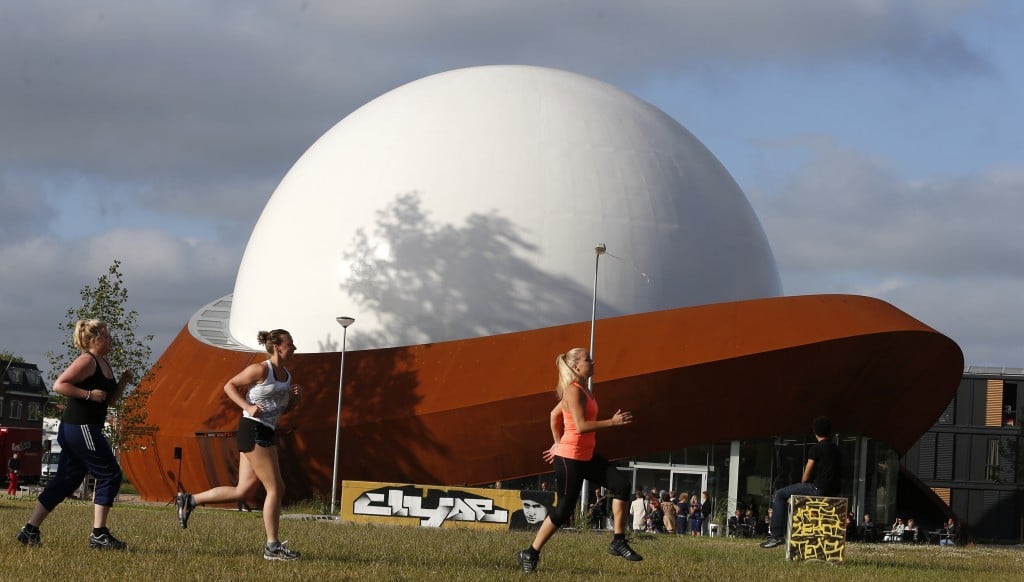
left=176, top=491, right=195, bottom=529
left=608, top=538, right=643, bottom=561
left=16, top=526, right=41, bottom=547
left=515, top=549, right=539, bottom=573
left=760, top=536, right=785, bottom=549
left=89, top=531, right=128, bottom=550
left=264, top=540, right=300, bottom=561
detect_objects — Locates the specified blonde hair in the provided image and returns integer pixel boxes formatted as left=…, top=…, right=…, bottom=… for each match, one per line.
left=73, top=319, right=108, bottom=352
left=554, top=347, right=588, bottom=400
left=256, top=329, right=291, bottom=354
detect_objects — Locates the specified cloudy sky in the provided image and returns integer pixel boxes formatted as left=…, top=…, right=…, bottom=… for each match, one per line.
left=2, top=1, right=1020, bottom=377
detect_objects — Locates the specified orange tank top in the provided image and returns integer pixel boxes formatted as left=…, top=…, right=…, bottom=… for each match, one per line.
left=554, top=381, right=598, bottom=461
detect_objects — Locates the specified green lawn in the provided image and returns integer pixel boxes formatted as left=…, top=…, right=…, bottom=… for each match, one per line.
left=3, top=497, right=1022, bottom=581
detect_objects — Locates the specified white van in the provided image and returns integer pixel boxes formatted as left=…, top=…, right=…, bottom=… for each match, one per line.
left=41, top=418, right=61, bottom=484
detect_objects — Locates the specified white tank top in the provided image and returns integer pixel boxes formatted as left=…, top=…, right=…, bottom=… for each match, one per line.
left=242, top=360, right=291, bottom=429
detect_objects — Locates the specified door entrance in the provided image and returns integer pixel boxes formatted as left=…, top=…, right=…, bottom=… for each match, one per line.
left=671, top=470, right=705, bottom=499
left=628, top=464, right=707, bottom=498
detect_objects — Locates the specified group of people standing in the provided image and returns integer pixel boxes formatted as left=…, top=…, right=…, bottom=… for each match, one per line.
left=14, top=319, right=302, bottom=561
left=627, top=488, right=712, bottom=535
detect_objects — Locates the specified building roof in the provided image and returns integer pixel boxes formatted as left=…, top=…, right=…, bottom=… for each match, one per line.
left=0, top=360, right=49, bottom=398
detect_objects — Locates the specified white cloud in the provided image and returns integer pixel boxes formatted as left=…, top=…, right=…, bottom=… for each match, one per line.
left=0, top=0, right=1018, bottom=375
left=748, top=142, right=1024, bottom=366
left=0, top=229, right=241, bottom=377
left=750, top=139, right=1024, bottom=277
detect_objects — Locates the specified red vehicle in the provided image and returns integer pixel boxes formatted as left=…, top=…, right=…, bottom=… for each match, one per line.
left=1, top=426, right=43, bottom=485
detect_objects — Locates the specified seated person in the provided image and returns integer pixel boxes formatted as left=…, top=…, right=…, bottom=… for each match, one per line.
left=940, top=518, right=959, bottom=546
left=646, top=498, right=664, bottom=533
left=884, top=517, right=905, bottom=542
left=903, top=518, right=920, bottom=543
left=741, top=509, right=757, bottom=538
left=727, top=509, right=743, bottom=536
left=858, top=513, right=878, bottom=542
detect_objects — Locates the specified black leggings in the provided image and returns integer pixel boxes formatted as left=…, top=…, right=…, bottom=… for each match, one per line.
left=549, top=454, right=630, bottom=527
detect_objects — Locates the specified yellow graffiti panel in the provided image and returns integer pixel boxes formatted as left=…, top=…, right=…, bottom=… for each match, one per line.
left=340, top=480, right=556, bottom=531
left=786, top=496, right=847, bottom=563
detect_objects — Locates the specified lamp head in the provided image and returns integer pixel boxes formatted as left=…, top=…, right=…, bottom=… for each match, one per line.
left=595, top=243, right=607, bottom=255
left=336, top=316, right=355, bottom=328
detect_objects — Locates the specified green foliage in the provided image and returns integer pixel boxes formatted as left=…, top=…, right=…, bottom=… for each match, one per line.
left=0, top=350, right=26, bottom=363
left=45, top=259, right=157, bottom=451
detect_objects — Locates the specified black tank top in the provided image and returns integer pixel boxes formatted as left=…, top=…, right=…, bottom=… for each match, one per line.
left=61, top=354, right=117, bottom=426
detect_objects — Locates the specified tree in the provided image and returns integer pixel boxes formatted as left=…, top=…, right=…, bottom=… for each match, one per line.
left=46, top=260, right=157, bottom=451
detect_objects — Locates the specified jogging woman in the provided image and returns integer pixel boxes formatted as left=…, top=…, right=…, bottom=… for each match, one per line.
left=16, top=319, right=133, bottom=549
left=515, top=347, right=641, bottom=573
left=175, top=329, right=303, bottom=561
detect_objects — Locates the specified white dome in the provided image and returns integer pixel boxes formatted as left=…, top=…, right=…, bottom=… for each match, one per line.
left=228, top=65, right=781, bottom=352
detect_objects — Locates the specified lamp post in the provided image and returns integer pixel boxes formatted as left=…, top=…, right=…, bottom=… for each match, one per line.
left=588, top=243, right=607, bottom=389
left=580, top=243, right=606, bottom=524
left=330, top=316, right=355, bottom=516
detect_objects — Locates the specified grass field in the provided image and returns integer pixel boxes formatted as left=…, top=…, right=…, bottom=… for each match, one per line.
left=3, top=496, right=1022, bottom=581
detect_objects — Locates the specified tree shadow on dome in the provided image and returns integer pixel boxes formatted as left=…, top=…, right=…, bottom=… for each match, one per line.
left=286, top=343, right=443, bottom=488
left=342, top=191, right=610, bottom=349
left=305, top=191, right=612, bottom=485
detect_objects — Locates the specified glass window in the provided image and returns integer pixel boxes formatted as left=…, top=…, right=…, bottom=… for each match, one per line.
left=10, top=400, right=22, bottom=419
left=985, top=439, right=1000, bottom=482
left=24, top=370, right=43, bottom=388
left=937, top=399, right=955, bottom=425
left=28, top=402, right=42, bottom=421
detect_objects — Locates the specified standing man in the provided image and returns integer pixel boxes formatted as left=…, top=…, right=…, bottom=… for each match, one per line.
left=7, top=453, right=20, bottom=496
left=761, top=416, right=841, bottom=549
left=629, top=490, right=648, bottom=532
left=700, top=491, right=713, bottom=536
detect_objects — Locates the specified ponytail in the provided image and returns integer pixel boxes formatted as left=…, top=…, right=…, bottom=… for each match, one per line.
left=554, top=348, right=587, bottom=400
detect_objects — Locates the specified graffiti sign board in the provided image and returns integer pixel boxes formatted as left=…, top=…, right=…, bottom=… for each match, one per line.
left=786, top=495, right=847, bottom=563
left=341, top=480, right=555, bottom=531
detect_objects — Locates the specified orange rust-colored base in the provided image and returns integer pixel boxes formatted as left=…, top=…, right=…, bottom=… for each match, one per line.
left=121, top=294, right=963, bottom=503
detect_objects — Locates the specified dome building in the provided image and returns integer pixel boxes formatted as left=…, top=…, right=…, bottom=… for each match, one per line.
left=225, top=65, right=781, bottom=352
left=124, top=67, right=961, bottom=531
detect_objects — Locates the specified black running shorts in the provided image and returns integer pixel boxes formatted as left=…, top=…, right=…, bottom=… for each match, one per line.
left=237, top=417, right=275, bottom=452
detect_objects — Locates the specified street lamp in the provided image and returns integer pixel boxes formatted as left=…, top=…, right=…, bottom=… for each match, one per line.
left=588, top=243, right=607, bottom=389
left=330, top=316, right=355, bottom=516
left=581, top=243, right=606, bottom=523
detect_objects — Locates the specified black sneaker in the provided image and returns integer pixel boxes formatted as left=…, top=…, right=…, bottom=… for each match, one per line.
left=176, top=492, right=195, bottom=529
left=515, top=549, right=539, bottom=573
left=608, top=538, right=643, bottom=561
left=760, top=536, right=785, bottom=549
left=89, top=531, right=128, bottom=550
left=16, top=526, right=41, bottom=547
left=264, top=541, right=300, bottom=561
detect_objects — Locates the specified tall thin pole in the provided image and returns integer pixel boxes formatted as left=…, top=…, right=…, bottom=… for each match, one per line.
left=588, top=243, right=606, bottom=390
left=330, top=316, right=355, bottom=516
left=581, top=243, right=606, bottom=526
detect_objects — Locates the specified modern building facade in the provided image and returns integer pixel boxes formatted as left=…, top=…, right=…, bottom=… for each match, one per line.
left=505, top=430, right=903, bottom=534
left=901, top=366, right=1023, bottom=543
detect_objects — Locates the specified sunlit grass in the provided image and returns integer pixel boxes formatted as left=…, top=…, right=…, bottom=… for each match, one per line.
left=3, top=497, right=1022, bottom=581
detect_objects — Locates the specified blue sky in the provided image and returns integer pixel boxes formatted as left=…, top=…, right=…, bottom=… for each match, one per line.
left=2, top=1, right=1021, bottom=375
